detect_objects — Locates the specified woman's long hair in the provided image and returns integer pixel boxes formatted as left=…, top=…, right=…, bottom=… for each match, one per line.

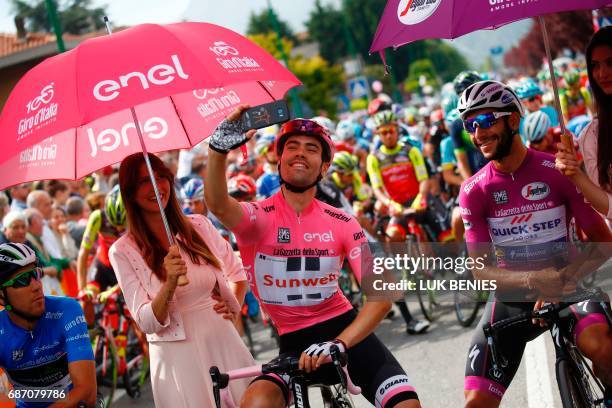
left=119, top=153, right=220, bottom=280
left=586, top=26, right=612, bottom=191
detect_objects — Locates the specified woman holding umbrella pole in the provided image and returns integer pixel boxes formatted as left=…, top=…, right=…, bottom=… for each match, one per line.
left=109, top=152, right=254, bottom=407
left=556, top=26, right=612, bottom=223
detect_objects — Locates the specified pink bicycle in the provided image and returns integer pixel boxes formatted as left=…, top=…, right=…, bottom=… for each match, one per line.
left=210, top=345, right=361, bottom=407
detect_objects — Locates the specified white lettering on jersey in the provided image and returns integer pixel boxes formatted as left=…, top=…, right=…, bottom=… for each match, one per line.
left=254, top=252, right=341, bottom=306
left=487, top=206, right=566, bottom=246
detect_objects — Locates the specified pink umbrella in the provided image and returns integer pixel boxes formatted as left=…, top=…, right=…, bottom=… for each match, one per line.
left=0, top=21, right=300, bottom=259
left=369, top=0, right=612, bottom=137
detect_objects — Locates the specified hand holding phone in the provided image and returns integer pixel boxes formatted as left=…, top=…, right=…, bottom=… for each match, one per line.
left=240, top=100, right=290, bottom=133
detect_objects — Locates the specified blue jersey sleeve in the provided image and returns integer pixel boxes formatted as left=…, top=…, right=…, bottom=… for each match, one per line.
left=60, top=299, right=94, bottom=363
left=440, top=137, right=456, bottom=170
left=450, top=118, right=466, bottom=152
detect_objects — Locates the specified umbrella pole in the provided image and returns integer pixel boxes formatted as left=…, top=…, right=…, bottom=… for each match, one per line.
left=129, top=107, right=189, bottom=286
left=103, top=16, right=187, bottom=284
left=538, top=16, right=571, bottom=148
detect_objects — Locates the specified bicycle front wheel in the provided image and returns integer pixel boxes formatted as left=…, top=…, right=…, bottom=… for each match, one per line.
left=123, top=323, right=150, bottom=399
left=454, top=289, right=481, bottom=327
left=92, top=328, right=118, bottom=407
left=556, top=358, right=593, bottom=408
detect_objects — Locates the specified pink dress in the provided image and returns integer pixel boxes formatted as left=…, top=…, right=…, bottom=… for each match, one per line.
left=109, top=215, right=254, bottom=407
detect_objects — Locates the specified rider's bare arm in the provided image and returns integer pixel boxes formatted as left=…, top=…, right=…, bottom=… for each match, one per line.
left=76, top=246, right=90, bottom=290
left=336, top=300, right=392, bottom=348
left=48, top=360, right=96, bottom=408
left=204, top=148, right=245, bottom=230
left=442, top=168, right=464, bottom=187
left=205, top=106, right=257, bottom=230
left=455, top=151, right=473, bottom=180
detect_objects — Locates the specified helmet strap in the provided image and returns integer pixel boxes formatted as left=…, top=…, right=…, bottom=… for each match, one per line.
left=1, top=288, right=37, bottom=322
left=278, top=165, right=323, bottom=193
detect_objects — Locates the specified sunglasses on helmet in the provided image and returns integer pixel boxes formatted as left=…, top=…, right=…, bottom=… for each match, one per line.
left=280, top=119, right=327, bottom=137
left=1, top=267, right=43, bottom=289
left=463, top=112, right=512, bottom=134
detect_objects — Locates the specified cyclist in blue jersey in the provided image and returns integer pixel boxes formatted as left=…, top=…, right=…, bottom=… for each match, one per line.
left=0, top=243, right=96, bottom=407
left=515, top=77, right=560, bottom=133
left=254, top=129, right=282, bottom=199
left=451, top=71, right=488, bottom=180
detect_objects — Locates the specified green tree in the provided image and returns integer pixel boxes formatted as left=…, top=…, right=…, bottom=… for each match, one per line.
left=248, top=32, right=293, bottom=61
left=246, top=8, right=297, bottom=44
left=342, top=1, right=455, bottom=83
left=11, top=0, right=107, bottom=35
left=404, top=59, right=438, bottom=94
left=249, top=32, right=344, bottom=118
left=306, top=0, right=347, bottom=64
left=426, top=40, right=469, bottom=83
left=289, top=56, right=344, bottom=118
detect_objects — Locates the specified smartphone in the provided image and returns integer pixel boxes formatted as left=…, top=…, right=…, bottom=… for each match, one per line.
left=240, top=100, right=290, bottom=132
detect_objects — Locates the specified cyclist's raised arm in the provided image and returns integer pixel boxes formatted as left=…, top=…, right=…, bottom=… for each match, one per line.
left=205, top=149, right=245, bottom=230
left=205, top=106, right=256, bottom=230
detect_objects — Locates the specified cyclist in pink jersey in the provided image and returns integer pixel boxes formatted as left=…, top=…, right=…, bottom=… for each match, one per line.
left=457, top=80, right=612, bottom=407
left=206, top=106, right=421, bottom=408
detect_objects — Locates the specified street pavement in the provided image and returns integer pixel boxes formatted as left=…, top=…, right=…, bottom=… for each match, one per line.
left=113, top=297, right=564, bottom=407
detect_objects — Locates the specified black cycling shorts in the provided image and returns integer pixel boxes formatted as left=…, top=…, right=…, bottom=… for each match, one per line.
left=465, top=298, right=611, bottom=401
left=92, top=259, right=117, bottom=292
left=252, top=310, right=419, bottom=407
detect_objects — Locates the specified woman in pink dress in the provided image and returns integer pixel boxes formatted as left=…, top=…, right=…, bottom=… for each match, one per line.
left=109, top=153, right=254, bottom=407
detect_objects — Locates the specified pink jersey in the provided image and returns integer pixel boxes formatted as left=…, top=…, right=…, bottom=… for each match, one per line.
left=459, top=149, right=603, bottom=269
left=232, top=192, right=367, bottom=335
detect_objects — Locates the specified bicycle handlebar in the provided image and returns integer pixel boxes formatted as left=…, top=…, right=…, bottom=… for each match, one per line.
left=484, top=288, right=606, bottom=335
left=483, top=288, right=607, bottom=371
left=210, top=345, right=361, bottom=408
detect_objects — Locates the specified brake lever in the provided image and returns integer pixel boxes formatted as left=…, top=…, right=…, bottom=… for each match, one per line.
left=330, top=345, right=347, bottom=392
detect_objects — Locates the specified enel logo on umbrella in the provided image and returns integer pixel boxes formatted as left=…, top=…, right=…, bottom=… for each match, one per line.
left=86, top=116, right=169, bottom=157
left=92, top=54, right=190, bottom=102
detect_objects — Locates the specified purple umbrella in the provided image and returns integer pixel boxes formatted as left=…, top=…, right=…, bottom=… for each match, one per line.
left=370, top=0, right=612, bottom=138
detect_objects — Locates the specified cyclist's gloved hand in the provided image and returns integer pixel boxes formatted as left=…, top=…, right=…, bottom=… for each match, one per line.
left=209, top=105, right=256, bottom=154
left=304, top=339, right=346, bottom=361
left=77, top=289, right=95, bottom=302
left=388, top=200, right=404, bottom=217
left=209, top=118, right=248, bottom=154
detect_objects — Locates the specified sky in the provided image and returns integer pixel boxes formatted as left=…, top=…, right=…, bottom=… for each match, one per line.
left=0, top=0, right=342, bottom=34
left=0, top=0, right=528, bottom=66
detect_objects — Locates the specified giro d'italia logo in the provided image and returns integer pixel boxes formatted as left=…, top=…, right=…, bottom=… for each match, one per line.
left=397, top=0, right=442, bottom=25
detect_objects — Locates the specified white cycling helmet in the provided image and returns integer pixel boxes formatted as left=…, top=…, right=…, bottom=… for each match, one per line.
left=523, top=110, right=552, bottom=143
left=335, top=120, right=356, bottom=141
left=0, top=243, right=37, bottom=284
left=311, top=116, right=336, bottom=132
left=458, top=80, right=525, bottom=120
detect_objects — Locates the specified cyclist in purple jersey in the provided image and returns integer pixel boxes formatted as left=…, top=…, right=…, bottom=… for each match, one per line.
left=457, top=80, right=612, bottom=407
left=206, top=106, right=421, bottom=408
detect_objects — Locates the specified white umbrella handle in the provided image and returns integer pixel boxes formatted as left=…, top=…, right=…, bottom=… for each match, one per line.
left=539, top=16, right=573, bottom=151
